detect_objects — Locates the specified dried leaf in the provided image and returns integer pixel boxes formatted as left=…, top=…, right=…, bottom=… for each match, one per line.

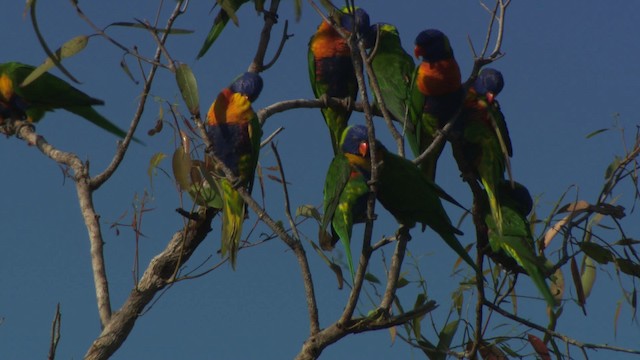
left=527, top=334, right=551, bottom=360
left=550, top=268, right=564, bottom=303
left=613, top=300, right=622, bottom=338
left=388, top=326, right=397, bottom=345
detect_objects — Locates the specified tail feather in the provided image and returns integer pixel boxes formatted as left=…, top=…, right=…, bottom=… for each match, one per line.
left=220, top=179, right=245, bottom=269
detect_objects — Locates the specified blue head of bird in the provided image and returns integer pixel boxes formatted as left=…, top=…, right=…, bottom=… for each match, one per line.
left=474, top=68, right=504, bottom=103
left=414, top=29, right=454, bottom=62
left=500, top=181, right=533, bottom=216
left=229, top=72, right=263, bottom=103
left=340, top=7, right=371, bottom=42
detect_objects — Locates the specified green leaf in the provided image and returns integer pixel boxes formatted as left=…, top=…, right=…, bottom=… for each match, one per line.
left=579, top=242, right=613, bottom=264
left=148, top=152, right=167, bottom=186
left=108, top=21, right=194, bottom=34
left=615, top=258, right=640, bottom=278
left=175, top=63, right=200, bottom=116
left=436, top=320, right=459, bottom=358
left=172, top=146, right=193, bottom=191
left=120, top=59, right=138, bottom=84
left=604, top=155, right=622, bottom=180
left=585, top=128, right=609, bottom=139
left=295, top=204, right=321, bottom=222
left=581, top=255, right=597, bottom=299
left=22, top=35, right=89, bottom=87
left=28, top=0, right=80, bottom=84
left=364, top=272, right=381, bottom=284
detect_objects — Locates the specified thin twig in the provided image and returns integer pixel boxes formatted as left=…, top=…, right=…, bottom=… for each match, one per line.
left=48, top=303, right=62, bottom=360
left=270, top=142, right=302, bottom=240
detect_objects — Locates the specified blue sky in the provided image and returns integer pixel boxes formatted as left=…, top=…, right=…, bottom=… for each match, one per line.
left=1, top=1, right=639, bottom=359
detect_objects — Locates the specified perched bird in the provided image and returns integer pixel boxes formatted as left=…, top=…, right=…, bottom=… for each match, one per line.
left=321, top=130, right=370, bottom=282
left=407, top=29, right=464, bottom=180
left=343, top=125, right=478, bottom=272
left=369, top=23, right=415, bottom=124
left=197, top=0, right=265, bottom=58
left=0, top=62, right=139, bottom=142
left=485, top=181, right=556, bottom=307
left=455, top=68, right=512, bottom=235
left=206, top=72, right=263, bottom=268
left=308, top=7, right=370, bottom=154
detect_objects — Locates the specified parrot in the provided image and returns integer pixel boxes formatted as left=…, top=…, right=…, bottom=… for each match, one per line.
left=321, top=131, right=370, bottom=282
left=206, top=72, right=263, bottom=268
left=197, top=0, right=265, bottom=59
left=308, top=7, right=370, bottom=154
left=0, top=62, right=140, bottom=142
left=342, top=125, right=478, bottom=272
left=484, top=180, right=556, bottom=307
left=407, top=29, right=464, bottom=180
left=369, top=22, right=415, bottom=124
left=455, top=67, right=512, bottom=236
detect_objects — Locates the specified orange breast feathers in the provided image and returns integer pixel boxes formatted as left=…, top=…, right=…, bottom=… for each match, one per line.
left=207, top=88, right=255, bottom=126
left=311, top=21, right=350, bottom=58
left=416, top=59, right=462, bottom=96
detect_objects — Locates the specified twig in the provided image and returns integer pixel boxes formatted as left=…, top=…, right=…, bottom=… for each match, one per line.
left=90, top=0, right=184, bottom=189
left=484, top=300, right=640, bottom=356
left=270, top=142, right=302, bottom=241
left=248, top=0, right=283, bottom=73
left=260, top=126, right=284, bottom=148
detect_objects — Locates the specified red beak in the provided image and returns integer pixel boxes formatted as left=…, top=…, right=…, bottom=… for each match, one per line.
left=486, top=92, right=495, bottom=104
left=413, top=46, right=421, bottom=59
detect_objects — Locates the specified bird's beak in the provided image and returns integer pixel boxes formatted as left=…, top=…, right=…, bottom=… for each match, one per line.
left=486, top=92, right=495, bottom=104
left=413, top=46, right=421, bottom=59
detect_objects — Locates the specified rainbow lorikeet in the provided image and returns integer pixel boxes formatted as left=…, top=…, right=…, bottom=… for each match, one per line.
left=485, top=180, right=556, bottom=307
left=407, top=29, right=464, bottom=180
left=206, top=72, right=263, bottom=268
left=0, top=62, right=139, bottom=142
left=342, top=125, right=478, bottom=272
left=197, top=0, right=265, bottom=59
left=321, top=129, right=370, bottom=282
left=455, top=68, right=512, bottom=235
left=308, top=7, right=370, bottom=154
left=369, top=23, right=415, bottom=124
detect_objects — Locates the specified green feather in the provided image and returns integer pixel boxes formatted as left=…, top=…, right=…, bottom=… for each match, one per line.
left=485, top=182, right=556, bottom=307
left=0, top=62, right=142, bottom=143
left=370, top=23, right=415, bottom=124
left=375, top=148, right=478, bottom=272
left=322, top=153, right=369, bottom=282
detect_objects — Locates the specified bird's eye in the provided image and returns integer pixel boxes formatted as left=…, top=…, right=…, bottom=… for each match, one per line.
left=358, top=141, right=369, bottom=157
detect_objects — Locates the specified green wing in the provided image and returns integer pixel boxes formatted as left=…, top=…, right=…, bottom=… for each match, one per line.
left=376, top=148, right=478, bottom=272
left=322, top=153, right=369, bottom=282
left=486, top=182, right=556, bottom=307
left=0, top=62, right=141, bottom=143
left=218, top=177, right=246, bottom=268
left=370, top=23, right=415, bottom=124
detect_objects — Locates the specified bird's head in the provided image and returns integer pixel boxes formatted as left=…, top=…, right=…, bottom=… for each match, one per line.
left=340, top=125, right=385, bottom=159
left=473, top=68, right=504, bottom=104
left=339, top=7, right=372, bottom=43
left=229, top=72, right=263, bottom=103
left=500, top=180, right=533, bottom=216
left=414, top=29, right=453, bottom=62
